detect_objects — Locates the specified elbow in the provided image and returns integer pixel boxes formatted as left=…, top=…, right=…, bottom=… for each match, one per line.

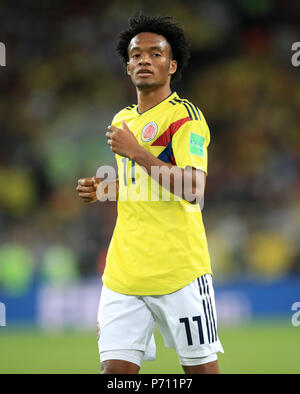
left=190, top=194, right=204, bottom=205
left=184, top=187, right=204, bottom=205
left=182, top=169, right=205, bottom=204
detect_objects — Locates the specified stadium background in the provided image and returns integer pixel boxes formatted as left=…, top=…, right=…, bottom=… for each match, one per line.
left=0, top=0, right=299, bottom=373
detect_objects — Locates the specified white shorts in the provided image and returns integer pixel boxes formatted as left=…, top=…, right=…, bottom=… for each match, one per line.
left=97, top=274, right=224, bottom=367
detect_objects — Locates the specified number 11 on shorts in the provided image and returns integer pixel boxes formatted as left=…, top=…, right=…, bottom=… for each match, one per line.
left=179, top=316, right=204, bottom=345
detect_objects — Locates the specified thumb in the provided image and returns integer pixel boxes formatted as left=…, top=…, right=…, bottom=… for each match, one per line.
left=92, top=176, right=101, bottom=185
left=122, top=120, right=130, bottom=131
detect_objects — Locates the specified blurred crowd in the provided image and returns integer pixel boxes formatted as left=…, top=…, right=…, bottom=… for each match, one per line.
left=0, top=0, right=299, bottom=294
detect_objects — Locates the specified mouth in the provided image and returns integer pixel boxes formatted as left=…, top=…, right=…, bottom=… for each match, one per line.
left=137, top=70, right=153, bottom=77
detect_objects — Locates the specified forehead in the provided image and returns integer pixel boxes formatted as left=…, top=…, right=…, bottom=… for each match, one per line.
left=128, top=32, right=171, bottom=53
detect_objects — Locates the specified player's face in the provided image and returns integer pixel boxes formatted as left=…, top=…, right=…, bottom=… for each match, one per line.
left=127, top=32, right=177, bottom=90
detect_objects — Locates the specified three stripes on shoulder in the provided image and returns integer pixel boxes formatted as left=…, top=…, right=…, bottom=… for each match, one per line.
left=169, top=98, right=202, bottom=121
left=125, top=98, right=202, bottom=122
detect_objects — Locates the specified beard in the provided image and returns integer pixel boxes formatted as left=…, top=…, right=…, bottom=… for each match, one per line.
left=135, top=81, right=157, bottom=90
left=133, top=77, right=164, bottom=91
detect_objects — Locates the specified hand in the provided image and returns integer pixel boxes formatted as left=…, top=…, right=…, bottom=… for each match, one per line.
left=76, top=177, right=100, bottom=204
left=106, top=120, right=141, bottom=160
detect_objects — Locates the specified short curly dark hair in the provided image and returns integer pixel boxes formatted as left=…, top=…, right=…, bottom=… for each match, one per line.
left=115, top=14, right=190, bottom=83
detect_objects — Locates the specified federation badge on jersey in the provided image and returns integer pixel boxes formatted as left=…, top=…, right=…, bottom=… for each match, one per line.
left=189, top=132, right=205, bottom=157
left=141, top=121, right=158, bottom=142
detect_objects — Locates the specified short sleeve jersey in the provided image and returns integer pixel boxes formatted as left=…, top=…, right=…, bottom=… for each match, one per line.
left=102, top=92, right=212, bottom=295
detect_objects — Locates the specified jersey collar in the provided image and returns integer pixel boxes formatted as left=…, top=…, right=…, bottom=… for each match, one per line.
left=136, top=91, right=179, bottom=116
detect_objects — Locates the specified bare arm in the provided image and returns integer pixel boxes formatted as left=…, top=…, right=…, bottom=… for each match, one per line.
left=132, top=146, right=205, bottom=204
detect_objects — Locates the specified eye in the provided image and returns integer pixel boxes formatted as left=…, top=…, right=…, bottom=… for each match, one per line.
left=131, top=54, right=140, bottom=59
left=153, top=53, right=161, bottom=57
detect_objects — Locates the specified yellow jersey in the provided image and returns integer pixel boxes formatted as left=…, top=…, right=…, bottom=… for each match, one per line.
left=102, top=91, right=212, bottom=295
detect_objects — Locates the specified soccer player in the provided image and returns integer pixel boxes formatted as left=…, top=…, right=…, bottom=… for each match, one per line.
left=76, top=14, right=224, bottom=374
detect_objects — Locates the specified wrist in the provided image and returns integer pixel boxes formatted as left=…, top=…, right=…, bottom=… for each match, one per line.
left=130, top=144, right=144, bottom=162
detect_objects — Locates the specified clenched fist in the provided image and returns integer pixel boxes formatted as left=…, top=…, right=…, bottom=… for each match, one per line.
left=76, top=177, right=100, bottom=203
left=76, top=176, right=119, bottom=203
left=106, top=120, right=141, bottom=160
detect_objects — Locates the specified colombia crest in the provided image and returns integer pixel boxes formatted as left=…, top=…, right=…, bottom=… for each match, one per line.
left=141, top=121, right=158, bottom=142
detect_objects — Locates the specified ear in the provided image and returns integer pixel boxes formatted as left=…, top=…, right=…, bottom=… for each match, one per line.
left=126, top=62, right=131, bottom=76
left=168, top=59, right=177, bottom=76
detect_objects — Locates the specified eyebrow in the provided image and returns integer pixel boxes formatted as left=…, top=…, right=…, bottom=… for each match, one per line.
left=129, top=45, right=163, bottom=52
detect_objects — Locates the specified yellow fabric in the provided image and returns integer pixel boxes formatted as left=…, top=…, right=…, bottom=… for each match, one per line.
left=102, top=92, right=212, bottom=295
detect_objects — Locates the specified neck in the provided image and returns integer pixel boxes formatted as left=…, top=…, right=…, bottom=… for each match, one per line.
left=136, top=85, right=172, bottom=114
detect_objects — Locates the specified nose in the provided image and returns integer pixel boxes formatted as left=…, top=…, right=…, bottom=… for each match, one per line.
left=138, top=53, right=151, bottom=65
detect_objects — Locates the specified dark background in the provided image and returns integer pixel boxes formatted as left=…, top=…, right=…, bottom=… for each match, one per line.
left=0, top=0, right=299, bottom=308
